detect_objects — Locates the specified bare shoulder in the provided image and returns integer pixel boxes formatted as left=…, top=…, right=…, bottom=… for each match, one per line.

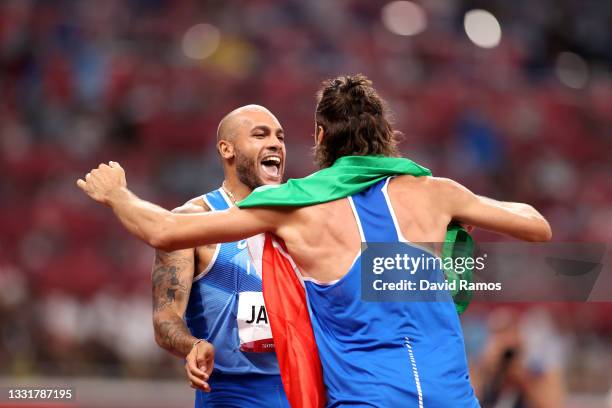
left=392, top=175, right=468, bottom=196
left=389, top=176, right=474, bottom=216
left=391, top=175, right=439, bottom=196
left=171, top=196, right=211, bottom=215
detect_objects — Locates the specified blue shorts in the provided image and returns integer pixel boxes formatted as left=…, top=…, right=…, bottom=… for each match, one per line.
left=194, top=372, right=289, bottom=408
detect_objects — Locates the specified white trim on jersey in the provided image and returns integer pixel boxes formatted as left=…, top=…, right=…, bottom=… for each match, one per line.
left=201, top=194, right=215, bottom=211
left=404, top=337, right=424, bottom=408
left=218, top=187, right=234, bottom=208
left=300, top=198, right=362, bottom=287
left=193, top=242, right=221, bottom=282
left=301, top=250, right=360, bottom=287
left=302, top=276, right=340, bottom=286
left=347, top=196, right=366, bottom=241
left=381, top=177, right=410, bottom=243
left=382, top=177, right=441, bottom=259
left=194, top=186, right=237, bottom=282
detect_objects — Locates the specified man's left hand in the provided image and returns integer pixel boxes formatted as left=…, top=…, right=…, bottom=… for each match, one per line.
left=77, top=161, right=127, bottom=205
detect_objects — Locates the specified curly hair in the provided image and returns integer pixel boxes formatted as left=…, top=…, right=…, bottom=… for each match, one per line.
left=314, top=74, right=401, bottom=168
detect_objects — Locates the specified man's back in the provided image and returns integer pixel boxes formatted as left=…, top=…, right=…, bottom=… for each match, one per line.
left=277, top=177, right=479, bottom=407
left=279, top=175, right=451, bottom=284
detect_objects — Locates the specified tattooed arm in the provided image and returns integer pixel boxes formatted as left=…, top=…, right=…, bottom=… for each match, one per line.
left=152, top=199, right=212, bottom=356
left=151, top=243, right=197, bottom=358
left=152, top=200, right=216, bottom=391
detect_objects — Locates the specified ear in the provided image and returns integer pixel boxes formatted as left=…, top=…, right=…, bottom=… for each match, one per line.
left=217, top=140, right=235, bottom=159
left=315, top=125, right=325, bottom=145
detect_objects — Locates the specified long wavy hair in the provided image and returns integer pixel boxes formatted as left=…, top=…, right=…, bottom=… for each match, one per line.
left=314, top=74, right=401, bottom=168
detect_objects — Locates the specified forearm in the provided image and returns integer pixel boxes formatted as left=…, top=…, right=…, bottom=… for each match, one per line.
left=78, top=163, right=267, bottom=250
left=153, top=312, right=199, bottom=358
left=151, top=244, right=197, bottom=358
left=476, top=196, right=552, bottom=241
left=107, top=187, right=275, bottom=251
left=107, top=187, right=174, bottom=248
left=438, top=178, right=552, bottom=242
left=478, top=196, right=542, bottom=220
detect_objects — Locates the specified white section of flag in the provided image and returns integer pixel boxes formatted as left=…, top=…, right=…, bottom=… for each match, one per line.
left=246, top=234, right=265, bottom=279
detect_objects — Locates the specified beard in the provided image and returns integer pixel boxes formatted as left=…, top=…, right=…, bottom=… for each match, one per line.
left=235, top=147, right=264, bottom=190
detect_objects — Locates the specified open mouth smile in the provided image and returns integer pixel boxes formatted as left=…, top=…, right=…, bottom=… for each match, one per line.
left=260, top=155, right=282, bottom=178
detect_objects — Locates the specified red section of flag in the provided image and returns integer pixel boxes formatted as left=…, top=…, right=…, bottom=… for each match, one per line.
left=261, top=234, right=326, bottom=408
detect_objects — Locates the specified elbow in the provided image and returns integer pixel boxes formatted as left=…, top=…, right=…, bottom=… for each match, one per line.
left=148, top=217, right=177, bottom=251
left=522, top=205, right=552, bottom=242
left=153, top=332, right=165, bottom=349
left=542, top=220, right=553, bottom=242
left=154, top=335, right=169, bottom=351
left=527, top=219, right=553, bottom=242
left=152, top=313, right=174, bottom=352
left=149, top=231, right=174, bottom=252
left=152, top=316, right=166, bottom=349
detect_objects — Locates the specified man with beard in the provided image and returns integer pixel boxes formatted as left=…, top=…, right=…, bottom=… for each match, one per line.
left=151, top=105, right=288, bottom=407
left=78, top=75, right=551, bottom=407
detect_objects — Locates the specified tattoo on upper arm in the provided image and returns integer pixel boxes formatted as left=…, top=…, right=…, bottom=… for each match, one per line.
left=152, top=250, right=192, bottom=312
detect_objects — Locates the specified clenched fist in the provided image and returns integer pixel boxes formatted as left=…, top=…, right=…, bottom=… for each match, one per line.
left=77, top=161, right=127, bottom=205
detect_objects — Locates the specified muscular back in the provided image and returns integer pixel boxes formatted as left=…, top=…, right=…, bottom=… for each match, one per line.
left=278, top=176, right=451, bottom=283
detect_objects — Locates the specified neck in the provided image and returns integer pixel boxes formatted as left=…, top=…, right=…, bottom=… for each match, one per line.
left=222, top=177, right=252, bottom=203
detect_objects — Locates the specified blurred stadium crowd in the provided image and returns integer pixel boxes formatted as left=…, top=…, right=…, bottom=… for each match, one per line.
left=0, top=0, right=611, bottom=402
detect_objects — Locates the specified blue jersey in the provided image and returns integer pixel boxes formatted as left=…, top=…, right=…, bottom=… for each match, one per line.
left=195, top=373, right=288, bottom=408
left=304, top=178, right=480, bottom=407
left=184, top=187, right=280, bottom=375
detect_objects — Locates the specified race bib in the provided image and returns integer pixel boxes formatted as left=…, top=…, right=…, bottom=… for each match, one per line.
left=237, top=291, right=275, bottom=353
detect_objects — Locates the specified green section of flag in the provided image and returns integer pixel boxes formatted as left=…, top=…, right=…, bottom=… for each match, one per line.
left=441, top=223, right=474, bottom=315
left=238, top=155, right=432, bottom=208
left=237, top=155, right=474, bottom=314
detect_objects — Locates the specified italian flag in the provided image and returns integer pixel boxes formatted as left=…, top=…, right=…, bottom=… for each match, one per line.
left=239, top=155, right=473, bottom=408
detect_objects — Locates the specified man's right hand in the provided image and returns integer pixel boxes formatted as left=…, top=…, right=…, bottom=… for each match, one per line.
left=185, top=340, right=215, bottom=392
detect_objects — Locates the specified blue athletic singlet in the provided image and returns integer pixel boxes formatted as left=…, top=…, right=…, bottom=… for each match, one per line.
left=185, top=187, right=288, bottom=408
left=303, top=178, right=480, bottom=407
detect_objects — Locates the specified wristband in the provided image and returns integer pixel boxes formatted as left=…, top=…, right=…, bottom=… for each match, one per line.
left=192, top=339, right=205, bottom=350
